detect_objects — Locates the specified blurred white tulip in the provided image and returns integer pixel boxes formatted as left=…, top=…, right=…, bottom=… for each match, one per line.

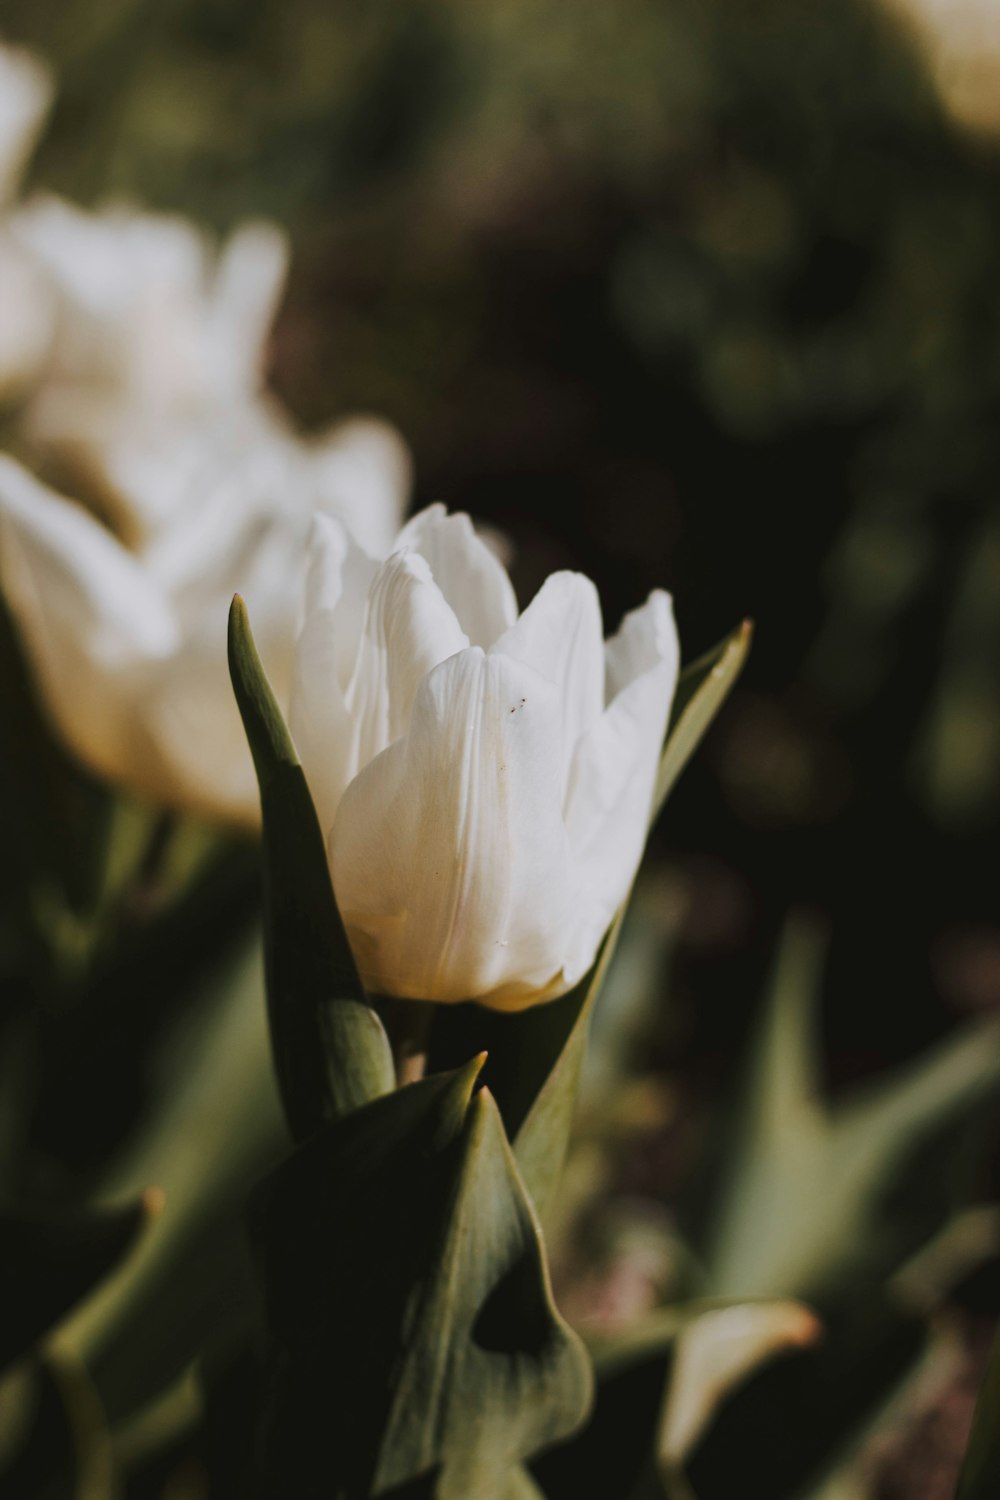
left=290, top=506, right=679, bottom=1011
left=0, top=417, right=410, bottom=823
left=11, top=200, right=292, bottom=532
left=0, top=41, right=55, bottom=399
left=884, top=0, right=1000, bottom=135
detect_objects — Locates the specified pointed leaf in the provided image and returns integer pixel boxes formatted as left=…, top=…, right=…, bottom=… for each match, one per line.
left=684, top=1289, right=928, bottom=1500
left=228, top=594, right=393, bottom=1136
left=535, top=1297, right=813, bottom=1500
left=657, top=1301, right=820, bottom=1467
left=251, top=1059, right=592, bottom=1499
left=652, top=620, right=752, bottom=821
left=704, top=918, right=1000, bottom=1299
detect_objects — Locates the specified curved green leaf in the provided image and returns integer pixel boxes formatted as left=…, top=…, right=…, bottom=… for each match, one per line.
left=0, top=1352, right=113, bottom=1500
left=227, top=594, right=393, bottom=1137
left=652, top=620, right=752, bottom=821
left=0, top=1195, right=156, bottom=1377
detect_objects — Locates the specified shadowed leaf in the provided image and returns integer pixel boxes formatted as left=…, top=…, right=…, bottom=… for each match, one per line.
left=704, top=919, right=1000, bottom=1300
left=251, top=1058, right=592, bottom=1499
left=0, top=1195, right=157, bottom=1375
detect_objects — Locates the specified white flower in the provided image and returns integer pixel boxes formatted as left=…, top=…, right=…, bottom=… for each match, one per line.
left=0, top=417, right=410, bottom=823
left=882, top=0, right=1000, bottom=136
left=10, top=198, right=290, bottom=534
left=0, top=42, right=56, bottom=399
left=290, top=506, right=679, bottom=1012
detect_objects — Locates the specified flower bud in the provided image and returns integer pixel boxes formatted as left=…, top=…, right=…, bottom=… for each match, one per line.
left=291, top=506, right=679, bottom=1011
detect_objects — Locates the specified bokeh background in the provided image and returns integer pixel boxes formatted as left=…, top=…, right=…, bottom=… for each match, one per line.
left=3, top=3, right=1000, bottom=1497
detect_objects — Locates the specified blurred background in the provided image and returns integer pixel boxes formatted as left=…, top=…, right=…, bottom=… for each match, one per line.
left=2, top=2, right=1000, bottom=1497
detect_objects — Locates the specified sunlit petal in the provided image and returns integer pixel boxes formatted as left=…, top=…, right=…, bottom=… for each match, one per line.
left=398, top=504, right=518, bottom=647
left=492, top=571, right=605, bottom=786
left=331, top=647, right=577, bottom=1007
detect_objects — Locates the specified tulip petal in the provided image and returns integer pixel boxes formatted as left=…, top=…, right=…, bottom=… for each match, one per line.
left=344, top=549, right=470, bottom=773
left=309, top=417, right=412, bottom=559
left=290, top=516, right=378, bottom=835
left=398, top=505, right=518, bottom=647
left=605, top=586, right=680, bottom=702
left=330, top=647, right=578, bottom=1008
left=0, top=236, right=54, bottom=398
left=138, top=629, right=262, bottom=825
left=0, top=44, right=52, bottom=205
left=492, top=571, right=605, bottom=787
left=206, top=220, right=288, bottom=399
left=562, top=591, right=679, bottom=981
left=0, top=457, right=179, bottom=781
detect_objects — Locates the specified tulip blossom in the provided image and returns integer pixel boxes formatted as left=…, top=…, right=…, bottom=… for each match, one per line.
left=0, top=417, right=409, bottom=823
left=290, top=506, right=679, bottom=1011
left=10, top=197, right=290, bottom=540
left=0, top=42, right=56, bottom=398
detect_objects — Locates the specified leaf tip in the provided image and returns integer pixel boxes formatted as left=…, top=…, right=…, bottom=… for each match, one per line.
left=142, top=1186, right=167, bottom=1219
left=461, top=1050, right=489, bottom=1092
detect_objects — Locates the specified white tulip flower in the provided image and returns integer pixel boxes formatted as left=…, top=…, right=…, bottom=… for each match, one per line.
left=290, top=506, right=679, bottom=1011
left=0, top=417, right=410, bottom=823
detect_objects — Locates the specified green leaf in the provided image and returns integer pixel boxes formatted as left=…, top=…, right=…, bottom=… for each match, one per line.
left=703, top=917, right=1000, bottom=1300
left=535, top=1298, right=817, bottom=1500
left=652, top=620, right=752, bottom=822
left=227, top=594, right=394, bottom=1136
left=682, top=1288, right=928, bottom=1500
left=251, top=1058, right=592, bottom=1499
left=957, top=1326, right=1000, bottom=1500
left=430, top=619, right=751, bottom=1219
left=0, top=1351, right=113, bottom=1500
left=53, top=931, right=284, bottom=1424
left=0, top=1195, right=156, bottom=1376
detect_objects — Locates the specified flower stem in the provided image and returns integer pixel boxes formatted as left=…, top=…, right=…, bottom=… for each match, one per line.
left=381, top=999, right=436, bottom=1087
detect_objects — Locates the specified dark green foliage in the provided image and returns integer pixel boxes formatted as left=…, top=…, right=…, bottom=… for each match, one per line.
left=250, top=1060, right=591, bottom=1498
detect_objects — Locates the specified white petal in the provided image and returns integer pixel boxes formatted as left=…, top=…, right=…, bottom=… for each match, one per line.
left=0, top=457, right=177, bottom=660
left=290, top=516, right=377, bottom=836
left=137, top=627, right=261, bottom=825
left=562, top=591, right=679, bottom=981
left=605, top=586, right=680, bottom=702
left=330, top=648, right=578, bottom=1008
left=0, top=236, right=55, bottom=398
left=491, top=571, right=605, bottom=787
left=397, top=505, right=518, bottom=647
left=309, top=416, right=412, bottom=558
left=0, top=44, right=52, bottom=205
left=343, top=549, right=469, bottom=773
left=0, top=456, right=179, bottom=785
left=205, top=220, right=288, bottom=400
